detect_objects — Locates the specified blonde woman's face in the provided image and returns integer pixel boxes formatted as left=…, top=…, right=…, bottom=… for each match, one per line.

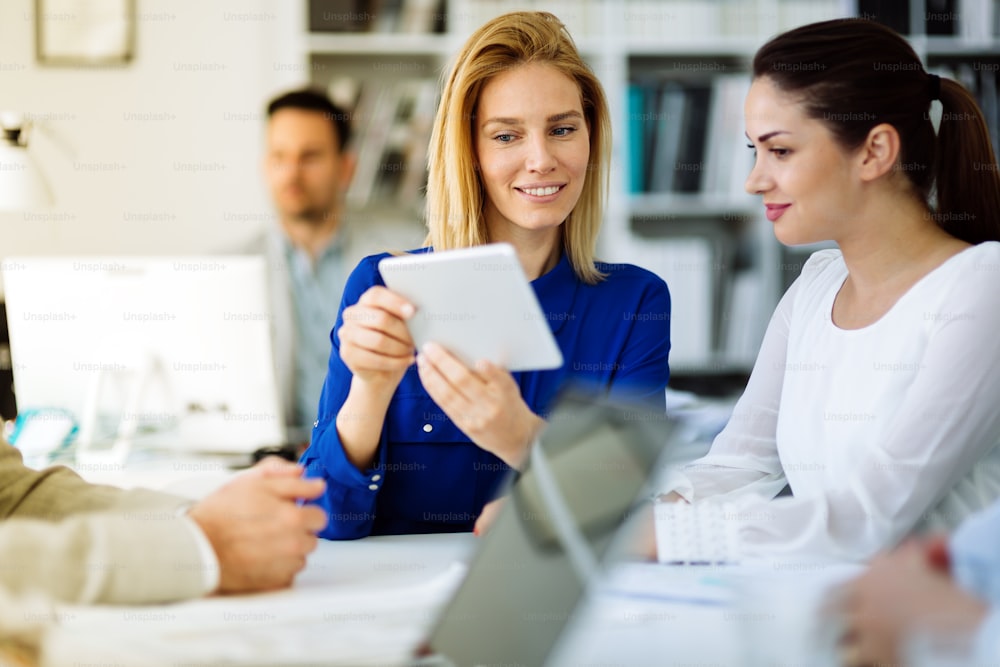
left=475, top=63, right=590, bottom=243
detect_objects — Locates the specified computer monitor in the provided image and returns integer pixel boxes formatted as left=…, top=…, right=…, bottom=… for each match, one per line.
left=1, top=256, right=284, bottom=455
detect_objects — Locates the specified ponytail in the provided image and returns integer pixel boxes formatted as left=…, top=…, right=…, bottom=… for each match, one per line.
left=754, top=19, right=1000, bottom=245
left=933, top=77, right=1000, bottom=244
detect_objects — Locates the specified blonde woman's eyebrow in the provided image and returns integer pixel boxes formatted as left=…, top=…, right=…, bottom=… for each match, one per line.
left=482, top=110, right=583, bottom=128
left=547, top=110, right=583, bottom=122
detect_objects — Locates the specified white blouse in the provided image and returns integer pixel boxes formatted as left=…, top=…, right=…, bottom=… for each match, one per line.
left=663, top=242, right=1000, bottom=561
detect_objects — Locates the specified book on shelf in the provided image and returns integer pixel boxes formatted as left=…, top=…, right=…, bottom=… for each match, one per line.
left=981, top=61, right=999, bottom=162
left=308, top=0, right=445, bottom=33
left=673, top=84, right=712, bottom=193
left=448, top=0, right=603, bottom=37
left=346, top=82, right=397, bottom=208
left=862, top=0, right=1000, bottom=38
left=627, top=84, right=646, bottom=194
left=309, top=0, right=376, bottom=32
left=719, top=269, right=764, bottom=368
left=623, top=0, right=845, bottom=40
left=398, top=0, right=442, bottom=33
left=704, top=74, right=753, bottom=199
left=396, top=81, right=438, bottom=207
left=624, top=235, right=716, bottom=368
left=647, top=81, right=686, bottom=193
left=629, top=75, right=752, bottom=201
left=926, top=0, right=959, bottom=35
left=344, top=78, right=438, bottom=210
left=778, top=0, right=854, bottom=33
left=857, top=0, right=910, bottom=34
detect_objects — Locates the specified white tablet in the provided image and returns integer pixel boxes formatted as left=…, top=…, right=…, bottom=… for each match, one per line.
left=377, top=243, right=564, bottom=372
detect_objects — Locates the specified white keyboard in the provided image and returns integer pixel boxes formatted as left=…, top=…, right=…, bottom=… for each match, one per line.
left=654, top=499, right=743, bottom=564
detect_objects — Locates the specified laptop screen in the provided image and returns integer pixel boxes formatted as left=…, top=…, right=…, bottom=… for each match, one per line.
left=420, top=394, right=676, bottom=667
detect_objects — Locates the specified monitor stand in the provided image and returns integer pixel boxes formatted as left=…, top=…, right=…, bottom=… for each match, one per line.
left=75, top=353, right=172, bottom=467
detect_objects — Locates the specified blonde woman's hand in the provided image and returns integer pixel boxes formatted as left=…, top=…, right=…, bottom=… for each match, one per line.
left=416, top=342, right=544, bottom=468
left=337, top=286, right=417, bottom=394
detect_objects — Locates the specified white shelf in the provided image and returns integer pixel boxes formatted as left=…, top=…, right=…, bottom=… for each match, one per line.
left=629, top=193, right=758, bottom=219
left=306, top=32, right=455, bottom=56
left=624, top=37, right=762, bottom=58
left=920, top=35, right=1000, bottom=56
left=670, top=360, right=755, bottom=377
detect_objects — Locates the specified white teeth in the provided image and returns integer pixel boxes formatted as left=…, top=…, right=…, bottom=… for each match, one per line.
left=521, top=186, right=560, bottom=196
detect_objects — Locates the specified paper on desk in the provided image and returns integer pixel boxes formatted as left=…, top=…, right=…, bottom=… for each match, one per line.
left=42, top=562, right=468, bottom=667
left=551, top=560, right=863, bottom=667
left=601, top=559, right=863, bottom=606
left=600, top=561, right=735, bottom=606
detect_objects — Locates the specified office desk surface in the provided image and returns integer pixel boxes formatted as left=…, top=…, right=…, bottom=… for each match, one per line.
left=39, top=533, right=857, bottom=667
left=550, top=560, right=859, bottom=667
left=43, top=533, right=477, bottom=667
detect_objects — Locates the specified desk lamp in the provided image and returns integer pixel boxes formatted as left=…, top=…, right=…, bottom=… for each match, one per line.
left=0, top=112, right=53, bottom=210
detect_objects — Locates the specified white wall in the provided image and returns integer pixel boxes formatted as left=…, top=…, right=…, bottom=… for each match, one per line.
left=0, top=0, right=307, bottom=283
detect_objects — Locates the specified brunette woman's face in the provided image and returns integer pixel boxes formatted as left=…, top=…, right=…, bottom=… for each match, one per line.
left=475, top=63, right=590, bottom=243
left=744, top=76, right=865, bottom=246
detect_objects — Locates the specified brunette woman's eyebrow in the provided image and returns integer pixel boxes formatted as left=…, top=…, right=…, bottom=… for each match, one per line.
left=747, top=130, right=790, bottom=143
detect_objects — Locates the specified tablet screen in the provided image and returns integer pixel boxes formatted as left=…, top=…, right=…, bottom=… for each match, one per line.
left=378, top=243, right=563, bottom=372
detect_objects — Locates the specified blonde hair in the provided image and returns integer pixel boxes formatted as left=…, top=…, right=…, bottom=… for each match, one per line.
left=424, top=11, right=610, bottom=284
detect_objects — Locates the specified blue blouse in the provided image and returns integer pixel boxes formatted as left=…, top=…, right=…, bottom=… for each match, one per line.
left=301, top=249, right=671, bottom=539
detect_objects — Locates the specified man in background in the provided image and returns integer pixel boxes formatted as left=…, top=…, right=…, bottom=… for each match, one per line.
left=253, top=88, right=422, bottom=443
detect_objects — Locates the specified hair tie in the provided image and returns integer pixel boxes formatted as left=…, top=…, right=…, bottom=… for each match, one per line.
left=928, top=74, right=941, bottom=101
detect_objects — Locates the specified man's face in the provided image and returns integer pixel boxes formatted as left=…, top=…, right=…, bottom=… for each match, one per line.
left=264, top=108, right=352, bottom=224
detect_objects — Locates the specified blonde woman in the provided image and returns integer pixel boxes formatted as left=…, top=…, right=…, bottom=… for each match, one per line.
left=301, top=12, right=671, bottom=539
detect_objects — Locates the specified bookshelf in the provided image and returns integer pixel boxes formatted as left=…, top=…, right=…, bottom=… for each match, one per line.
left=296, top=0, right=1000, bottom=383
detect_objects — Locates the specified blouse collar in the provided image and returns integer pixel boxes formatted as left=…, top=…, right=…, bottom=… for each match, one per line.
left=531, top=249, right=579, bottom=335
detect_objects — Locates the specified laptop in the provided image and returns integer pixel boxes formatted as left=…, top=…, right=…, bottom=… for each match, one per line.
left=413, top=392, right=678, bottom=667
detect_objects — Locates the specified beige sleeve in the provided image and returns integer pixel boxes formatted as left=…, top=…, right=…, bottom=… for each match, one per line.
left=0, top=440, right=214, bottom=604
left=0, top=438, right=191, bottom=520
left=0, top=512, right=212, bottom=604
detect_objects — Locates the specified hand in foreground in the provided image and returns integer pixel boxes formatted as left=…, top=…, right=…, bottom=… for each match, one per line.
left=188, top=458, right=328, bottom=594
left=627, top=493, right=686, bottom=561
left=840, top=539, right=987, bottom=666
left=416, top=342, right=544, bottom=468
left=473, top=497, right=506, bottom=536
left=338, top=286, right=416, bottom=392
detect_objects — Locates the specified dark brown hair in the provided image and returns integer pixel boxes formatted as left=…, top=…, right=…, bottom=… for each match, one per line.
left=753, top=18, right=1000, bottom=244
left=267, top=88, right=352, bottom=153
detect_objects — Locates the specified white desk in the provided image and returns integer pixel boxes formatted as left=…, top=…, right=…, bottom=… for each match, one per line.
left=37, top=444, right=855, bottom=667
left=549, top=561, right=859, bottom=667
left=40, top=536, right=857, bottom=667
left=58, top=447, right=249, bottom=498
left=43, top=533, right=477, bottom=667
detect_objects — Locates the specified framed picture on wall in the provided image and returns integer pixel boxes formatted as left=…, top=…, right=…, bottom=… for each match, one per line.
left=35, top=0, right=135, bottom=66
